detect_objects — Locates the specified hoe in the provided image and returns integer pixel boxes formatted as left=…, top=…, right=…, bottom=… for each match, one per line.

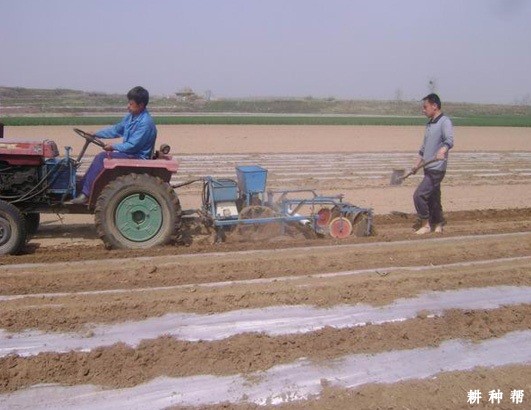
left=390, top=158, right=442, bottom=186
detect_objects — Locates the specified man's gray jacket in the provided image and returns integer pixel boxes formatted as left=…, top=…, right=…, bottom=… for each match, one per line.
left=419, top=113, right=454, bottom=171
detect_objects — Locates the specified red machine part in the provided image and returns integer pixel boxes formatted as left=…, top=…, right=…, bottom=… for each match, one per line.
left=316, top=207, right=332, bottom=227
left=329, top=216, right=353, bottom=239
left=0, top=139, right=59, bottom=165
left=103, top=157, right=179, bottom=173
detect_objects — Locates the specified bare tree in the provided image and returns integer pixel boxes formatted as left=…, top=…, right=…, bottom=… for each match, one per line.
left=394, top=88, right=403, bottom=101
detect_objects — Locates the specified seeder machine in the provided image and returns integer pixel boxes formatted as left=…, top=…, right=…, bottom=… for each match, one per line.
left=198, top=165, right=373, bottom=241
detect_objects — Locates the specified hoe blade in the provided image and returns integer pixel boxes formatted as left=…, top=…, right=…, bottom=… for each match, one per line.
left=390, top=169, right=406, bottom=186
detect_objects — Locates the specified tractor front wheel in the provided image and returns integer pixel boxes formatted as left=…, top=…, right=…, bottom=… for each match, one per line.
left=95, top=174, right=181, bottom=249
left=0, top=200, right=27, bottom=255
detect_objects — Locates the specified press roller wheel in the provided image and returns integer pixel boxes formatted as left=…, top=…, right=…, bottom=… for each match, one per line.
left=329, top=216, right=353, bottom=239
left=316, top=207, right=332, bottom=228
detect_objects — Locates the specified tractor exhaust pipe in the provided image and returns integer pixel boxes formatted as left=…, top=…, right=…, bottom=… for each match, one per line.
left=0, top=122, right=4, bottom=139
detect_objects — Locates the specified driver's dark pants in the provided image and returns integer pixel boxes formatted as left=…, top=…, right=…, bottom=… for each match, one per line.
left=413, top=169, right=446, bottom=225
left=79, top=151, right=137, bottom=197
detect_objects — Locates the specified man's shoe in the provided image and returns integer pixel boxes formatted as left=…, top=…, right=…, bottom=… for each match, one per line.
left=412, top=218, right=423, bottom=230
left=434, top=223, right=444, bottom=233
left=415, top=224, right=431, bottom=235
left=70, top=193, right=88, bottom=204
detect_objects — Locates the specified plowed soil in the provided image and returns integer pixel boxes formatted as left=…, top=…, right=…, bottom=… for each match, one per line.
left=0, top=125, right=530, bottom=409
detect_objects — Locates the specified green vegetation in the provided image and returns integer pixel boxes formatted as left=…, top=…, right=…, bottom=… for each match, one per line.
left=3, top=115, right=531, bottom=127
left=1, top=86, right=531, bottom=127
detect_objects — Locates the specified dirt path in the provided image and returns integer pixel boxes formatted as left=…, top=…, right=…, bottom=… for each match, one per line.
left=7, top=125, right=531, bottom=154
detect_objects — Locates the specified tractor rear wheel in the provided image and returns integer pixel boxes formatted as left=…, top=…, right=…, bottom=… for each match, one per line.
left=0, top=200, right=27, bottom=255
left=95, top=174, right=181, bottom=249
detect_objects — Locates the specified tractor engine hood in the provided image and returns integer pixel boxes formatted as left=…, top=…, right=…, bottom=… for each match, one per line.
left=0, top=139, right=59, bottom=165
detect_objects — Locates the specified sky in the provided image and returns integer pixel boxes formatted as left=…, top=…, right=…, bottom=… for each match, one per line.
left=1, top=0, right=530, bottom=104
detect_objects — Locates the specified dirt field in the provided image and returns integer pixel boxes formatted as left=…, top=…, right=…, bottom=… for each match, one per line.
left=0, top=125, right=530, bottom=409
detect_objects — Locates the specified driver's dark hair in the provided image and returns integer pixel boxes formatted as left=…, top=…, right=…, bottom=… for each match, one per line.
left=422, top=93, right=441, bottom=109
left=127, top=86, right=149, bottom=106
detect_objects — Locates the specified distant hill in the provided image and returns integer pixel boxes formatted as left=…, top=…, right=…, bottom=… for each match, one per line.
left=1, top=86, right=531, bottom=119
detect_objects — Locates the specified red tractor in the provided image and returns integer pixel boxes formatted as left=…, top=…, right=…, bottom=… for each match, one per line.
left=0, top=127, right=182, bottom=255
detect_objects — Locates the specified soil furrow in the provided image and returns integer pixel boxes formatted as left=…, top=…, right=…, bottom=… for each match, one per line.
left=210, top=365, right=531, bottom=410
left=0, top=208, right=528, bottom=266
left=1, top=305, right=529, bottom=394
left=1, top=260, right=529, bottom=332
left=1, top=256, right=528, bottom=302
left=1, top=231, right=529, bottom=296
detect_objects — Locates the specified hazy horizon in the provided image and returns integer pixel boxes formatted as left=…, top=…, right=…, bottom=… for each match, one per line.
left=1, top=0, right=530, bottom=105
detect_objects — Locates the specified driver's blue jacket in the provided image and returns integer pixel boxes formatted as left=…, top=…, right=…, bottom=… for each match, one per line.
left=95, top=109, right=157, bottom=159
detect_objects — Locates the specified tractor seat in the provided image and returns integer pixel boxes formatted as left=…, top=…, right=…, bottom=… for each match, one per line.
left=152, top=143, right=171, bottom=159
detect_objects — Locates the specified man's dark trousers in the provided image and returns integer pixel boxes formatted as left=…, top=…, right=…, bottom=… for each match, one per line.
left=413, top=170, right=446, bottom=225
left=79, top=151, right=136, bottom=197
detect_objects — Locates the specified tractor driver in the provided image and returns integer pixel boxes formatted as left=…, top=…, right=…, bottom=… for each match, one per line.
left=71, top=86, right=157, bottom=204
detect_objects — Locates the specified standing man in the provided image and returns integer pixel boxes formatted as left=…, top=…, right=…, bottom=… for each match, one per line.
left=71, top=86, right=157, bottom=204
left=413, top=93, right=454, bottom=234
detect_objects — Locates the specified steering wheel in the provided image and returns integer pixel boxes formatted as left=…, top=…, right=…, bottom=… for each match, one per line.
left=73, top=128, right=105, bottom=148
